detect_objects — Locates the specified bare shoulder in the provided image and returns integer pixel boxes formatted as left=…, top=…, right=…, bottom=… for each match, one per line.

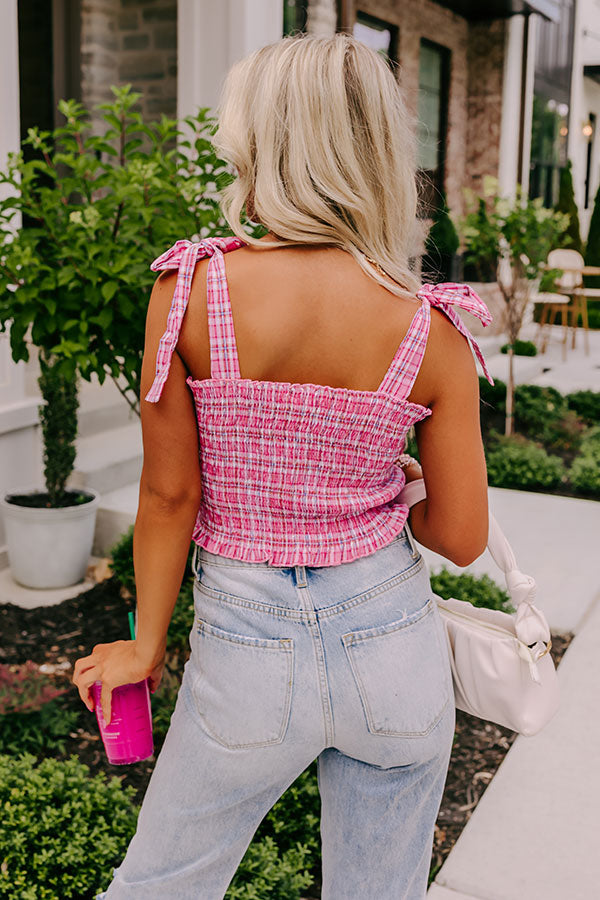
left=414, top=304, right=481, bottom=407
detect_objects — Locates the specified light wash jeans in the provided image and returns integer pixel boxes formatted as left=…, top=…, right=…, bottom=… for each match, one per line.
left=96, top=525, right=455, bottom=899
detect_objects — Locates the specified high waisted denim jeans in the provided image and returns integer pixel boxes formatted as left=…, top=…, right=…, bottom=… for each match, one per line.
left=96, top=525, right=455, bottom=899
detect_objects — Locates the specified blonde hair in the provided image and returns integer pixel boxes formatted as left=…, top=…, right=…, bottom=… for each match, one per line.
left=211, top=32, right=421, bottom=300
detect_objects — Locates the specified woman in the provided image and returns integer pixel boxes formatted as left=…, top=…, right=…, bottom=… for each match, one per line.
left=75, top=32, right=493, bottom=899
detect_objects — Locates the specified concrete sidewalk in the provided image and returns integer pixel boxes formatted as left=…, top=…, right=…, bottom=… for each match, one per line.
left=424, top=486, right=600, bottom=900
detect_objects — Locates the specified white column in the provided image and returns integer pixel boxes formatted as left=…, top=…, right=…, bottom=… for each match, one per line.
left=519, top=14, right=538, bottom=197
left=306, top=0, right=337, bottom=36
left=498, top=15, right=525, bottom=200
left=0, top=0, right=43, bottom=563
left=177, top=0, right=283, bottom=121
left=0, top=0, right=36, bottom=415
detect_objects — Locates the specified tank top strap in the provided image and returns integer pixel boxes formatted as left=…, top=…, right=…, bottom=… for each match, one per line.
left=145, top=235, right=246, bottom=403
left=377, top=282, right=495, bottom=401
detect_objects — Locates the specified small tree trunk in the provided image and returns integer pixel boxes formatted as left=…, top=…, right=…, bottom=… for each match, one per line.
left=505, top=346, right=515, bottom=436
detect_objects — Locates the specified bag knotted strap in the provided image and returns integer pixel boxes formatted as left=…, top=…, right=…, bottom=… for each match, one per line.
left=399, top=478, right=551, bottom=681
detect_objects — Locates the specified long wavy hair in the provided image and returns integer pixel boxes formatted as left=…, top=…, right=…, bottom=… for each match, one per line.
left=211, top=32, right=421, bottom=300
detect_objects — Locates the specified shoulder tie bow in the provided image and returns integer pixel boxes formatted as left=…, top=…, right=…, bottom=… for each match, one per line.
left=416, top=282, right=495, bottom=386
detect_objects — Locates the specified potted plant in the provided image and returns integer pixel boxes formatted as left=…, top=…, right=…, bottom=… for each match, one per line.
left=462, top=178, right=568, bottom=435
left=421, top=192, right=461, bottom=283
left=0, top=87, right=263, bottom=588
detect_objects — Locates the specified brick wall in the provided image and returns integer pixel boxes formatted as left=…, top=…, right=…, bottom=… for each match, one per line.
left=354, top=1, right=506, bottom=230
left=80, top=0, right=177, bottom=130
left=465, top=19, right=506, bottom=200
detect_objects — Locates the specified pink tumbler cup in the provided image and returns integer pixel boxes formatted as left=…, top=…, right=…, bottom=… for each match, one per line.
left=92, top=678, right=154, bottom=765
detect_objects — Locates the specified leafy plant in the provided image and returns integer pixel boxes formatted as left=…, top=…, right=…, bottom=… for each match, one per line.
left=584, top=182, right=600, bottom=289
left=0, top=85, right=262, bottom=418
left=554, top=160, right=583, bottom=255
left=566, top=390, right=600, bottom=427
left=226, top=835, right=314, bottom=900
left=109, top=526, right=196, bottom=655
left=484, top=432, right=566, bottom=490
left=0, top=661, right=68, bottom=714
left=0, top=753, right=138, bottom=899
left=38, top=356, right=79, bottom=505
left=422, top=192, right=460, bottom=282
left=462, top=179, right=569, bottom=435
left=108, top=524, right=136, bottom=595
left=227, top=763, right=320, bottom=899
left=513, top=385, right=567, bottom=437
left=500, top=339, right=537, bottom=356
left=0, top=699, right=79, bottom=756
left=567, top=426, right=600, bottom=495
left=430, top=570, right=514, bottom=614
left=0, top=662, right=78, bottom=757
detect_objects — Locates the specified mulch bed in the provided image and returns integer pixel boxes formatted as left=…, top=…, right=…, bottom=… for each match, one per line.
left=0, top=578, right=573, bottom=888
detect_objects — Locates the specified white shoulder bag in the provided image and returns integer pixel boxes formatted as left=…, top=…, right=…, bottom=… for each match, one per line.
left=400, top=478, right=560, bottom=737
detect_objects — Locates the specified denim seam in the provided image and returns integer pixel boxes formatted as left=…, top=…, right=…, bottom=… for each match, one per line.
left=193, top=555, right=425, bottom=621
left=341, top=597, right=433, bottom=642
left=195, top=619, right=294, bottom=651
left=303, top=596, right=335, bottom=746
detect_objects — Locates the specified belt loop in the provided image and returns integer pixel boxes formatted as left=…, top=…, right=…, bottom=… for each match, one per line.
left=191, top=542, right=200, bottom=579
left=404, top=522, right=420, bottom=559
left=295, top=565, right=308, bottom=588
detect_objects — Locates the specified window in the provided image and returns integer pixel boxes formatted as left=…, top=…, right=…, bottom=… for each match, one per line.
left=353, top=11, right=398, bottom=66
left=417, top=40, right=450, bottom=217
left=584, top=113, right=596, bottom=210
left=529, top=94, right=569, bottom=207
left=283, top=0, right=308, bottom=36
left=529, top=0, right=575, bottom=207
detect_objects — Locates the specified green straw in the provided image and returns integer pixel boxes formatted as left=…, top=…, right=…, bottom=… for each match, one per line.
left=128, top=610, right=136, bottom=641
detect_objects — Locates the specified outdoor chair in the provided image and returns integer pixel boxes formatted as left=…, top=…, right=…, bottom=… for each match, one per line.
left=531, top=249, right=585, bottom=361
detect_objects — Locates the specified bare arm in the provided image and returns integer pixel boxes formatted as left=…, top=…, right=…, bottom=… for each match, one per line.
left=407, top=308, right=489, bottom=567
left=133, top=270, right=203, bottom=665
left=72, top=270, right=202, bottom=722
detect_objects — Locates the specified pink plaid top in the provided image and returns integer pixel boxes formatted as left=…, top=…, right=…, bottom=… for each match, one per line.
left=146, top=236, right=494, bottom=566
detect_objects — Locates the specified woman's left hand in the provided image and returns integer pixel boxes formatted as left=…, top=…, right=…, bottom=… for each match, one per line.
left=72, top=640, right=165, bottom=725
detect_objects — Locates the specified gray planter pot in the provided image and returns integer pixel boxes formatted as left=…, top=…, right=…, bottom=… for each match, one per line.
left=1, top=488, right=100, bottom=590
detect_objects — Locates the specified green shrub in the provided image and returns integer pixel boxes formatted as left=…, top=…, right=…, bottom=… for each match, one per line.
left=226, top=836, right=314, bottom=900
left=541, top=409, right=586, bottom=458
left=150, top=665, right=182, bottom=745
left=37, top=357, right=80, bottom=506
left=585, top=182, right=600, bottom=289
left=554, top=159, right=584, bottom=254
left=0, top=661, right=68, bottom=714
left=485, top=432, right=565, bottom=490
left=566, top=391, right=600, bottom=427
left=0, top=699, right=79, bottom=756
left=568, top=426, right=600, bottom=495
left=255, top=763, right=320, bottom=857
left=500, top=340, right=537, bottom=356
left=430, top=570, right=514, bottom=614
left=109, top=530, right=195, bottom=655
left=0, top=753, right=138, bottom=899
left=227, top=763, right=320, bottom=899
left=479, top=376, right=506, bottom=413
left=580, top=425, right=600, bottom=454
left=568, top=454, right=600, bottom=495
left=108, top=525, right=136, bottom=595
left=513, top=384, right=567, bottom=437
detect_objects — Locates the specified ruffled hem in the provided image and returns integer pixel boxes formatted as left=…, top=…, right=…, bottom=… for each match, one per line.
left=191, top=506, right=411, bottom=568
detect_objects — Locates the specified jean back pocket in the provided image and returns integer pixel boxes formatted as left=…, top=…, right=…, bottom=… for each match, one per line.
left=342, top=598, right=451, bottom=737
left=190, top=619, right=294, bottom=750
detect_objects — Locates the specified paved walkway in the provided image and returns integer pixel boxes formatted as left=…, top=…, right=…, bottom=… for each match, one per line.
left=426, top=323, right=600, bottom=899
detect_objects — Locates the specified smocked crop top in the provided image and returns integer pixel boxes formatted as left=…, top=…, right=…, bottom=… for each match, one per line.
left=145, top=236, right=494, bottom=567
